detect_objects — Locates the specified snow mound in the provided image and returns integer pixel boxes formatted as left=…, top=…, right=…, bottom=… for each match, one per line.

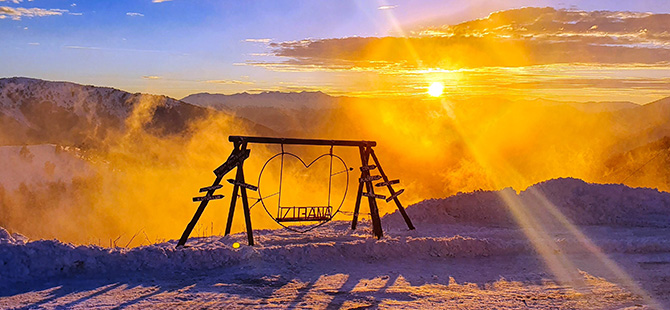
left=385, top=178, right=670, bottom=228
left=0, top=227, right=28, bottom=245
left=0, top=222, right=527, bottom=287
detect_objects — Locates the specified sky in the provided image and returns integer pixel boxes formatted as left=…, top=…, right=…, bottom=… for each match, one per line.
left=1, top=0, right=669, bottom=102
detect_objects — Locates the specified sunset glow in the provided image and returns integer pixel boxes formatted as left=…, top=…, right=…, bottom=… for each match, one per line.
left=0, top=1, right=666, bottom=102
left=2, top=2, right=670, bottom=308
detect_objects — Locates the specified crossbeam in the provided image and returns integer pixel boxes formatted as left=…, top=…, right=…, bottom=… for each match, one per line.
left=229, top=136, right=376, bottom=147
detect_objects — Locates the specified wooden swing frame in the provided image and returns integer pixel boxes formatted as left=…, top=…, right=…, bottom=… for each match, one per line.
left=176, top=136, right=415, bottom=247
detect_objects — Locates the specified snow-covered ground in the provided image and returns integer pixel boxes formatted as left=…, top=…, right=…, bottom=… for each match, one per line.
left=1, top=178, right=669, bottom=309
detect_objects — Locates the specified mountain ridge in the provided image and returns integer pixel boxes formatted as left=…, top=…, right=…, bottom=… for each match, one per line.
left=0, top=77, right=271, bottom=147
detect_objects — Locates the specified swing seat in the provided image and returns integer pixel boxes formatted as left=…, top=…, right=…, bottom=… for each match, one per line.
left=277, top=206, right=332, bottom=222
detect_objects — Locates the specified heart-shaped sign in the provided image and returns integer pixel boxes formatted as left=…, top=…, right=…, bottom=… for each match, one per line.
left=257, top=152, right=349, bottom=232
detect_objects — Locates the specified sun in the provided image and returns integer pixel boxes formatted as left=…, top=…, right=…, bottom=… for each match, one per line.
left=428, top=82, right=444, bottom=97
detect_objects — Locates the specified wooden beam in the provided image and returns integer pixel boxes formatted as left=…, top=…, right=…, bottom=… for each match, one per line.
left=229, top=136, right=376, bottom=147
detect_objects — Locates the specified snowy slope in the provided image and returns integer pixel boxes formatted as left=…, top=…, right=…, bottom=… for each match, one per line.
left=0, top=77, right=208, bottom=146
left=3, top=177, right=669, bottom=283
left=384, top=178, right=670, bottom=229
left=1, top=178, right=670, bottom=308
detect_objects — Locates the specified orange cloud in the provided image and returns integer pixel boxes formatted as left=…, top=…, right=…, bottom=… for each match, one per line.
left=0, top=6, right=66, bottom=20
left=261, top=7, right=670, bottom=72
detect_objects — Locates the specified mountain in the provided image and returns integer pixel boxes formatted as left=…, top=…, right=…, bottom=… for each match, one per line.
left=532, top=98, right=638, bottom=113
left=0, top=77, right=209, bottom=147
left=181, top=91, right=340, bottom=134
left=601, top=136, right=670, bottom=188
left=182, top=91, right=338, bottom=110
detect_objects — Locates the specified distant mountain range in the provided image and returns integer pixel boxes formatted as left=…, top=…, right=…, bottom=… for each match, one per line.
left=0, top=77, right=279, bottom=147
left=182, top=91, right=338, bottom=110
left=5, top=76, right=668, bottom=148
left=0, top=77, right=208, bottom=147
left=3, top=76, right=670, bottom=193
left=3, top=76, right=670, bottom=243
left=181, top=91, right=340, bottom=135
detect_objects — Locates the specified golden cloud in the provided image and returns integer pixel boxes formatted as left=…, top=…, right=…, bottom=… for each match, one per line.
left=203, top=80, right=254, bottom=85
left=0, top=6, right=66, bottom=20
left=259, top=8, right=670, bottom=72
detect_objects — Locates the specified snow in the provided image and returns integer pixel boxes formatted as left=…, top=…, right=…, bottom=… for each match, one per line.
left=1, top=177, right=669, bottom=308
left=0, top=77, right=183, bottom=125
left=384, top=178, right=670, bottom=229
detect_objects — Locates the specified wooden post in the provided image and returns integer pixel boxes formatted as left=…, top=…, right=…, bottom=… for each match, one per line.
left=177, top=175, right=223, bottom=247
left=237, top=161, right=254, bottom=246
left=177, top=143, right=250, bottom=248
left=351, top=146, right=365, bottom=230
left=224, top=174, right=240, bottom=236
left=370, top=149, right=415, bottom=230
left=360, top=145, right=383, bottom=239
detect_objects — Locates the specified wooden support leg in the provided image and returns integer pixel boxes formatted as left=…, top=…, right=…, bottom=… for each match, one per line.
left=238, top=163, right=254, bottom=246
left=361, top=145, right=383, bottom=239
left=351, top=181, right=364, bottom=230
left=351, top=146, right=365, bottom=230
left=370, top=149, right=415, bottom=230
left=224, top=180, right=240, bottom=236
left=177, top=175, right=223, bottom=247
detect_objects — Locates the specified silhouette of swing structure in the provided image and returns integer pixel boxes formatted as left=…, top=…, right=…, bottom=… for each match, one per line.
left=177, top=136, right=415, bottom=247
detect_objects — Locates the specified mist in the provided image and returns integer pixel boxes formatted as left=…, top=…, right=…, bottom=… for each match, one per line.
left=1, top=88, right=669, bottom=247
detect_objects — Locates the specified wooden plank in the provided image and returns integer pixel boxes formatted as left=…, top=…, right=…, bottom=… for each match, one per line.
left=375, top=179, right=399, bottom=187
left=359, top=175, right=382, bottom=183
left=226, top=179, right=258, bottom=191
left=359, top=165, right=376, bottom=172
left=192, top=195, right=224, bottom=202
left=199, top=185, right=222, bottom=192
left=213, top=149, right=250, bottom=176
left=385, top=188, right=404, bottom=202
left=229, top=136, right=376, bottom=147
left=362, top=192, right=386, bottom=200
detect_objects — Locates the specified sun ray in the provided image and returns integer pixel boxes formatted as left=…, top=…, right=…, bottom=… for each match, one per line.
left=436, top=97, right=662, bottom=307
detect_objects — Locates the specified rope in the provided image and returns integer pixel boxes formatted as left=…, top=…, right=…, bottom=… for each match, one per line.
left=235, top=192, right=279, bottom=210
left=328, top=145, right=333, bottom=208
left=277, top=144, right=284, bottom=218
